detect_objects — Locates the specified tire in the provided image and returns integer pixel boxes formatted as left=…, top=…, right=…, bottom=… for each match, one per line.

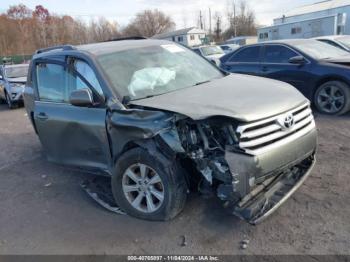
left=112, top=147, right=187, bottom=221
left=314, top=81, right=350, bottom=115
left=5, top=91, right=16, bottom=109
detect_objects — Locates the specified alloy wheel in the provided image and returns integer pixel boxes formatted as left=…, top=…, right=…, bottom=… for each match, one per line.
left=122, top=163, right=165, bottom=213
left=317, top=85, right=345, bottom=114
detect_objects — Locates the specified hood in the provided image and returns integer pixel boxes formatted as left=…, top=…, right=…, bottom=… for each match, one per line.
left=206, top=53, right=225, bottom=59
left=8, top=76, right=27, bottom=84
left=319, top=55, right=350, bottom=66
left=130, top=74, right=308, bottom=123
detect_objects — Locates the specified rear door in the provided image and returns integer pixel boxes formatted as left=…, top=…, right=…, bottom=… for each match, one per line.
left=221, top=46, right=262, bottom=76
left=33, top=57, right=111, bottom=171
left=260, top=44, right=313, bottom=95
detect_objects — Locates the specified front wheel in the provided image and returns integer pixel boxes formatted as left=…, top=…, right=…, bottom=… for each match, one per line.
left=314, top=81, right=350, bottom=115
left=112, top=147, right=187, bottom=221
left=5, top=92, right=16, bottom=109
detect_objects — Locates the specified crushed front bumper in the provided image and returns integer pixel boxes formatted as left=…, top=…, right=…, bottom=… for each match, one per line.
left=226, top=154, right=315, bottom=224
left=221, top=127, right=317, bottom=224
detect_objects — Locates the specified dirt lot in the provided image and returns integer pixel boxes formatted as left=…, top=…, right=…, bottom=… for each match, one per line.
left=0, top=104, right=349, bottom=255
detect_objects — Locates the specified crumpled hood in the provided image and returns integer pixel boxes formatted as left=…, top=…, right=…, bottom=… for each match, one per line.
left=130, top=74, right=308, bottom=123
left=8, top=76, right=27, bottom=84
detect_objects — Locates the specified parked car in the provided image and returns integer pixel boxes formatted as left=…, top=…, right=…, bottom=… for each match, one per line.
left=220, top=44, right=239, bottom=54
left=314, top=35, right=350, bottom=52
left=192, top=45, right=225, bottom=65
left=0, top=63, right=29, bottom=109
left=24, top=39, right=317, bottom=223
left=220, top=39, right=350, bottom=115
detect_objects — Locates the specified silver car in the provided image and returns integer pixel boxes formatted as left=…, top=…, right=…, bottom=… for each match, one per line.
left=0, top=64, right=29, bottom=109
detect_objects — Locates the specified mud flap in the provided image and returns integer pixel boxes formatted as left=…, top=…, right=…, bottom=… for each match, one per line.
left=81, top=176, right=125, bottom=215
left=230, top=155, right=316, bottom=225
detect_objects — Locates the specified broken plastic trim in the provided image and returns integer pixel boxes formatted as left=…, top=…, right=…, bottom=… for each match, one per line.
left=81, top=176, right=125, bottom=215
left=229, top=154, right=316, bottom=225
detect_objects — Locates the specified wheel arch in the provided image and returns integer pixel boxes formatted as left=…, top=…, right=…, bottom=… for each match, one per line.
left=313, top=75, right=350, bottom=100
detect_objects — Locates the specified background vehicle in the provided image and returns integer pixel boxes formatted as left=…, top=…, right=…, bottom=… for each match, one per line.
left=24, top=39, right=317, bottom=223
left=220, top=39, right=350, bottom=115
left=192, top=45, right=225, bottom=65
left=0, top=64, right=29, bottom=109
left=220, top=44, right=239, bottom=54
left=314, top=35, right=350, bottom=52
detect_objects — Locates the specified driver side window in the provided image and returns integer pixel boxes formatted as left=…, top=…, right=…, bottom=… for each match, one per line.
left=35, top=62, right=97, bottom=103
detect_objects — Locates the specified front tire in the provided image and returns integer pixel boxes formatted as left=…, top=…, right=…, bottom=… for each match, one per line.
left=314, top=81, right=350, bottom=115
left=5, top=92, right=16, bottom=109
left=112, top=147, right=187, bottom=221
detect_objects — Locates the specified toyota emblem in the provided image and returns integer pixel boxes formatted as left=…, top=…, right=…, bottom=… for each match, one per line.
left=278, top=114, right=295, bottom=130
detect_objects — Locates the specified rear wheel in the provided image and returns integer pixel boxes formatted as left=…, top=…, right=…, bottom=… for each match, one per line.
left=314, top=81, right=350, bottom=115
left=112, top=147, right=187, bottom=221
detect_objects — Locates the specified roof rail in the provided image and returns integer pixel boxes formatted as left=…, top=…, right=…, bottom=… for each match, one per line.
left=106, top=36, right=147, bottom=42
left=35, top=45, right=76, bottom=54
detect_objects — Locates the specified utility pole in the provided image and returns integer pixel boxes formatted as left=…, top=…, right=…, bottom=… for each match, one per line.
left=233, top=0, right=237, bottom=37
left=199, top=11, right=203, bottom=30
left=209, top=8, right=212, bottom=35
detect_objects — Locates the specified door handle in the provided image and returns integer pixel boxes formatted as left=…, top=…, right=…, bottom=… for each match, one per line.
left=37, top=112, right=48, bottom=120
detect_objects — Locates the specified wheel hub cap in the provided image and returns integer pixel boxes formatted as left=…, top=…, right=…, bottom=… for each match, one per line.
left=122, top=163, right=164, bottom=213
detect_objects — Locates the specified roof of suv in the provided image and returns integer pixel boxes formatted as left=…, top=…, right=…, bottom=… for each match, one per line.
left=35, top=39, right=172, bottom=58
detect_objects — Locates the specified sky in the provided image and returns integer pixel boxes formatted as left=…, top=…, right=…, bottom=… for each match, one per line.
left=0, top=0, right=319, bottom=28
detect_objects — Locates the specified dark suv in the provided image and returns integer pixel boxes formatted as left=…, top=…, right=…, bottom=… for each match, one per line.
left=24, top=39, right=317, bottom=223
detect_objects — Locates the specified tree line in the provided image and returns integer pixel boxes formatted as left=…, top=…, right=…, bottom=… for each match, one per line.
left=0, top=1, right=257, bottom=57
left=0, top=4, right=175, bottom=56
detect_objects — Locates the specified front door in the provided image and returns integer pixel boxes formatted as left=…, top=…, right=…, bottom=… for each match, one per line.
left=260, top=44, right=313, bottom=96
left=222, top=46, right=262, bottom=76
left=33, top=58, right=111, bottom=171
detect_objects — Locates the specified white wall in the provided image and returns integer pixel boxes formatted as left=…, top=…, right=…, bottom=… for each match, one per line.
left=258, top=15, right=338, bottom=41
left=274, top=5, right=350, bottom=34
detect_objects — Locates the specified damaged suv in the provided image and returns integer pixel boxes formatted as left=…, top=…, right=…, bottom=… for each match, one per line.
left=24, top=39, right=317, bottom=224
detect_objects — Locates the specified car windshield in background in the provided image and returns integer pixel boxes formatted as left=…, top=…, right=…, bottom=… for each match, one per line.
left=5, top=65, right=29, bottom=78
left=201, top=46, right=224, bottom=56
left=292, top=40, right=350, bottom=60
left=337, top=36, right=350, bottom=49
left=97, top=44, right=223, bottom=100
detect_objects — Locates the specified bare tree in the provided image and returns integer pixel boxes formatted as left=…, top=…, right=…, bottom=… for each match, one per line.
left=223, top=0, right=256, bottom=39
left=123, top=9, right=175, bottom=37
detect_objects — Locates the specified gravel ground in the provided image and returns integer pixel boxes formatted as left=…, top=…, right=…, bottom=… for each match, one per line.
left=0, top=104, right=349, bottom=255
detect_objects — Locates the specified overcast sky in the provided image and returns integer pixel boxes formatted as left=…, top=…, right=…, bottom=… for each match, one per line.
left=0, top=0, right=318, bottom=28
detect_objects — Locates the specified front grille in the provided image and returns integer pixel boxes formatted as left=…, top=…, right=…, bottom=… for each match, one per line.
left=236, top=103, right=315, bottom=155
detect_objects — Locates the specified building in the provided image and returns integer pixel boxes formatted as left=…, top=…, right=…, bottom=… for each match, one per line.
left=225, top=36, right=258, bottom=46
left=258, top=0, right=350, bottom=42
left=152, top=27, right=206, bottom=47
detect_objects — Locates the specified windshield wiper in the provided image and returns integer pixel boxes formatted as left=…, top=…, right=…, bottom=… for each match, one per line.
left=194, top=80, right=211, bottom=86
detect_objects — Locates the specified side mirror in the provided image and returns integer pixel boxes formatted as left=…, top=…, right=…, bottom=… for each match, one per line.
left=69, top=88, right=93, bottom=107
left=289, top=56, right=306, bottom=64
left=0, top=75, right=3, bottom=80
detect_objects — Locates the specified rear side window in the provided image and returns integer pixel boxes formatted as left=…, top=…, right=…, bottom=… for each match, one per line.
left=230, top=46, right=260, bottom=63
left=264, top=45, right=298, bottom=63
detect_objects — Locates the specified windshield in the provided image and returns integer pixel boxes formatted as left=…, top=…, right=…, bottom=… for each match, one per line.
left=336, top=36, right=350, bottom=49
left=97, top=44, right=223, bottom=100
left=200, top=46, right=224, bottom=56
left=5, top=65, right=29, bottom=78
left=292, top=40, right=350, bottom=59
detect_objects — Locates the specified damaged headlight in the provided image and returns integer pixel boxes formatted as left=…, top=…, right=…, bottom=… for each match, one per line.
left=177, top=118, right=239, bottom=159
